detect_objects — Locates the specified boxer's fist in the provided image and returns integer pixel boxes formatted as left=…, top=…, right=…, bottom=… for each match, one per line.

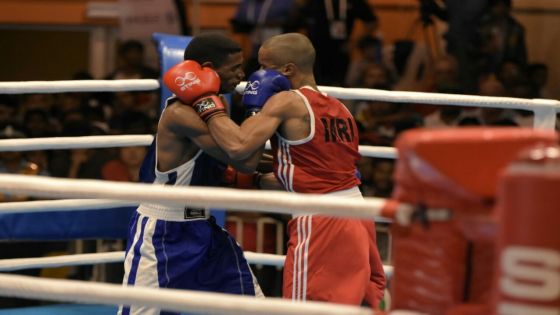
left=242, top=69, right=291, bottom=116
left=163, top=60, right=226, bottom=121
left=163, top=60, right=220, bottom=104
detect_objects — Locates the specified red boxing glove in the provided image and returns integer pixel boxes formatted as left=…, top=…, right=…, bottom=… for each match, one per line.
left=223, top=165, right=261, bottom=189
left=163, top=60, right=226, bottom=121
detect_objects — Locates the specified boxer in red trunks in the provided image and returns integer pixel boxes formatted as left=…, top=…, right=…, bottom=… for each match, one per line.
left=175, top=32, right=386, bottom=308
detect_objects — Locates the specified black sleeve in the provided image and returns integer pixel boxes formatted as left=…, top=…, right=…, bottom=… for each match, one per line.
left=283, top=0, right=312, bottom=32
left=230, top=18, right=256, bottom=34
left=352, top=0, right=378, bottom=23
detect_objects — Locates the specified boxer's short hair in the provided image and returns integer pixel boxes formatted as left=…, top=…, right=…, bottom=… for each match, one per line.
left=184, top=33, right=241, bottom=67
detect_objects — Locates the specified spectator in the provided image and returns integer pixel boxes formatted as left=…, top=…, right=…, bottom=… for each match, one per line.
left=110, top=110, right=154, bottom=135
left=104, top=41, right=160, bottom=122
left=358, top=157, right=394, bottom=198
left=478, top=75, right=508, bottom=125
left=431, top=55, right=462, bottom=94
left=287, top=0, right=378, bottom=86
left=0, top=96, right=20, bottom=130
left=49, top=120, right=110, bottom=179
left=107, top=90, right=159, bottom=123
left=0, top=127, right=41, bottom=202
left=390, top=41, right=433, bottom=92
left=345, top=35, right=384, bottom=87
left=356, top=100, right=422, bottom=146
left=23, top=109, right=57, bottom=138
left=477, top=0, right=527, bottom=75
left=101, top=146, right=146, bottom=182
left=423, top=107, right=463, bottom=128
left=370, top=158, right=394, bottom=198
left=528, top=63, right=549, bottom=98
left=422, top=55, right=465, bottom=128
left=496, top=61, right=525, bottom=90
left=419, top=0, right=488, bottom=92
left=347, top=63, right=391, bottom=115
left=360, top=64, right=391, bottom=90
left=231, top=0, right=296, bottom=74
left=20, top=94, right=56, bottom=119
left=105, top=40, right=158, bottom=80
left=25, top=150, right=51, bottom=176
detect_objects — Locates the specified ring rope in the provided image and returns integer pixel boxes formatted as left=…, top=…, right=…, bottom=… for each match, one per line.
left=0, top=79, right=159, bottom=94
left=358, top=145, right=397, bottom=159
left=0, top=251, right=395, bottom=277
left=1, top=79, right=557, bottom=112
left=0, top=273, right=371, bottom=315
left=0, top=251, right=282, bottom=271
left=0, top=199, right=137, bottom=214
left=0, top=251, right=124, bottom=271
left=0, top=135, right=398, bottom=158
left=0, top=174, right=411, bottom=222
left=315, top=86, right=560, bottom=111
left=0, top=135, right=154, bottom=152
left=0, top=196, right=392, bottom=224
left=1, top=80, right=557, bottom=129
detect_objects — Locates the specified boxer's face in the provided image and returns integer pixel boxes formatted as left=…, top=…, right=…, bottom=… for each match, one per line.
left=214, top=52, right=244, bottom=93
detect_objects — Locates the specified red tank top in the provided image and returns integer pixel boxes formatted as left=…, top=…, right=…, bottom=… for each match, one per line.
left=271, top=87, right=361, bottom=193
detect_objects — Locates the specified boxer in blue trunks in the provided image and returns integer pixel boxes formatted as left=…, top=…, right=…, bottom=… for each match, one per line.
left=118, top=34, right=265, bottom=315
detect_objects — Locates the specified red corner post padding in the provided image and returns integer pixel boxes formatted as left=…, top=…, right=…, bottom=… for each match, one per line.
left=493, top=144, right=560, bottom=315
left=389, top=127, right=558, bottom=315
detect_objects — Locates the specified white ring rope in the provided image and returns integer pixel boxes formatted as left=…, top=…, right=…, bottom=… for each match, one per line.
left=0, top=197, right=392, bottom=224
left=0, top=79, right=159, bottom=94
left=0, top=197, right=393, bottom=224
left=2, top=79, right=558, bottom=113
left=0, top=251, right=394, bottom=284
left=0, top=251, right=124, bottom=271
left=314, top=85, right=560, bottom=111
left=269, top=84, right=559, bottom=130
left=0, top=135, right=154, bottom=151
left=1, top=79, right=558, bottom=129
left=0, top=199, right=137, bottom=214
left=0, top=274, right=371, bottom=315
left=0, top=174, right=412, bottom=222
left=358, top=145, right=397, bottom=159
left=0, top=251, right=286, bottom=271
left=0, top=135, right=398, bottom=159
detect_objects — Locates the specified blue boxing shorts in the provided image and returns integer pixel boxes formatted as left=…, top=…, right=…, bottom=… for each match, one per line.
left=118, top=210, right=262, bottom=315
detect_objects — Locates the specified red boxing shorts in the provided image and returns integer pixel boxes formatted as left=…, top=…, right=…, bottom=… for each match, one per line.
left=283, top=215, right=385, bottom=307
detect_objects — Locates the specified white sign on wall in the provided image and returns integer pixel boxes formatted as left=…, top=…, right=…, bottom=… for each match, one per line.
left=119, top=0, right=181, bottom=38
left=118, top=0, right=182, bottom=67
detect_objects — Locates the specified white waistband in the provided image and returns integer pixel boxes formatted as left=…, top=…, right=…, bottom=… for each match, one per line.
left=324, top=186, right=363, bottom=198
left=137, top=203, right=209, bottom=222
left=292, top=186, right=362, bottom=218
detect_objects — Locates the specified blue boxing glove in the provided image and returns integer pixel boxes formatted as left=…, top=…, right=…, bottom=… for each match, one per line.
left=242, top=69, right=291, bottom=116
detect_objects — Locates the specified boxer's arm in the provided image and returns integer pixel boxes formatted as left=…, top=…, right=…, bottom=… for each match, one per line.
left=206, top=91, right=296, bottom=160
left=163, top=101, right=261, bottom=172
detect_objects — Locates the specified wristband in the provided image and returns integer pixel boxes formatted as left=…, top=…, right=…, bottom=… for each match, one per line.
left=193, top=95, right=226, bottom=122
